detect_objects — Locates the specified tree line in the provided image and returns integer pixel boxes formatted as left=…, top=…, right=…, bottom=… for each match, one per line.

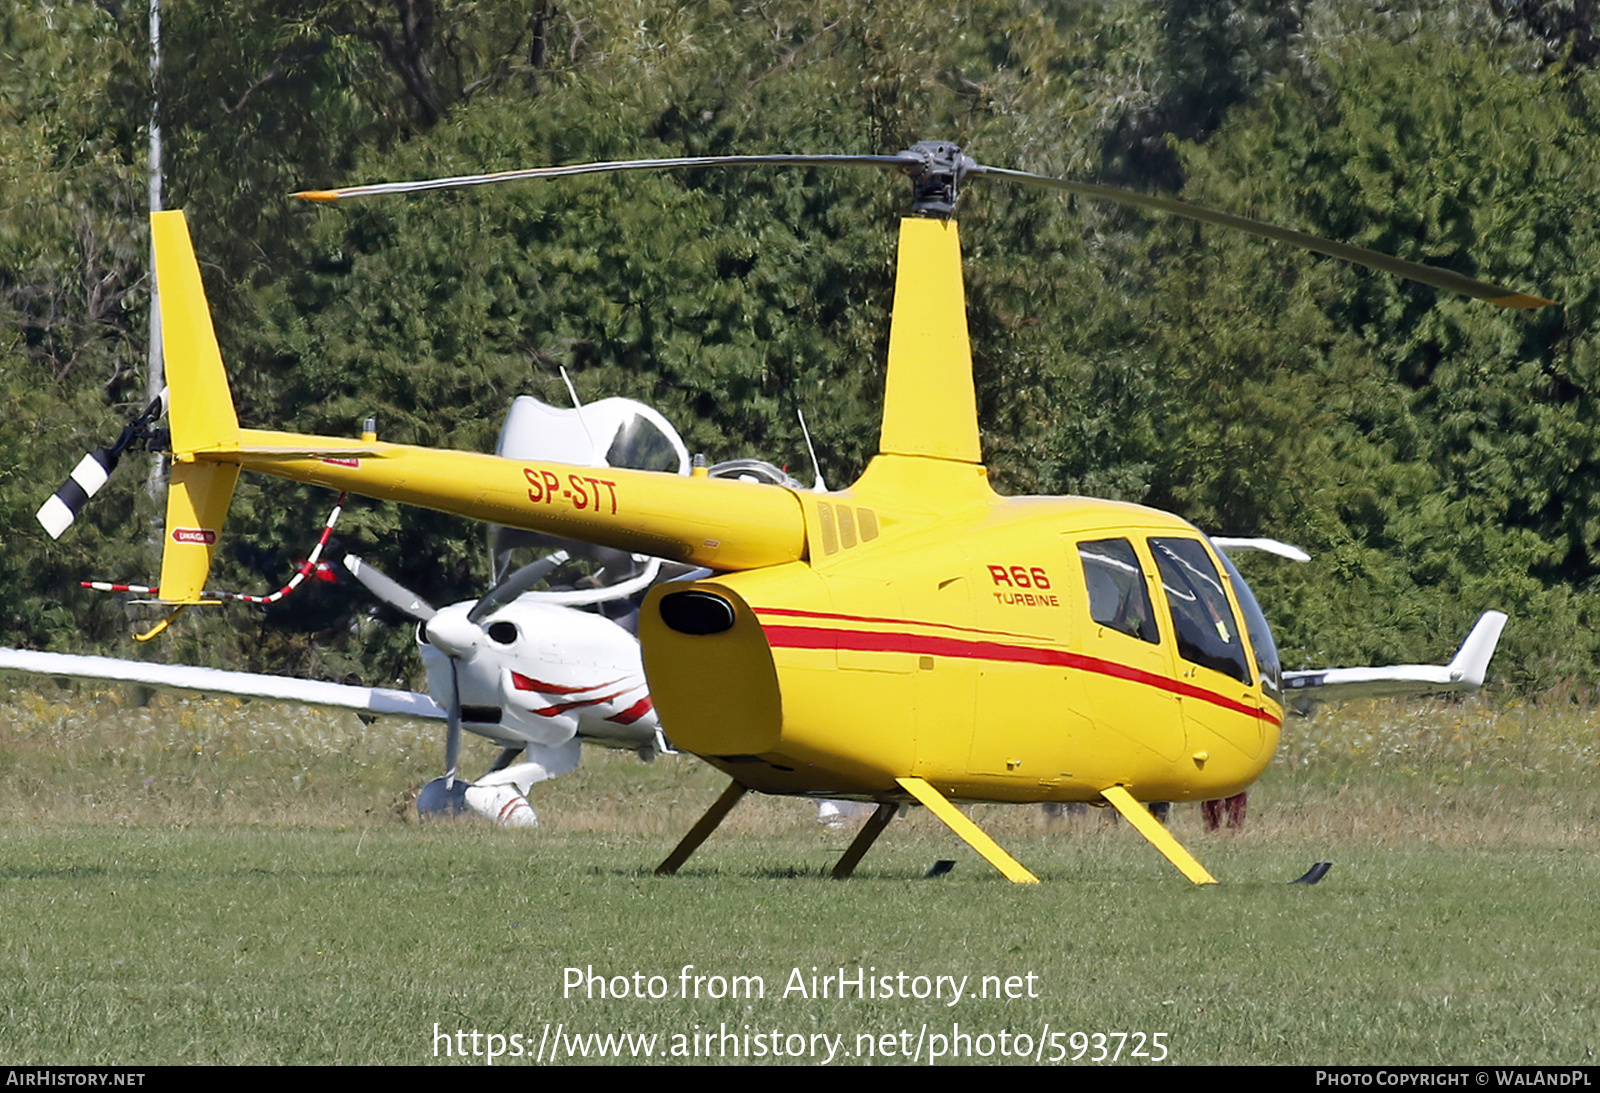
left=5, top=0, right=1599, bottom=692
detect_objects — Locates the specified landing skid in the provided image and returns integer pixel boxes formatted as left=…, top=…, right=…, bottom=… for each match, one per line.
left=896, top=777, right=1039, bottom=884
left=653, top=778, right=1215, bottom=886
left=654, top=782, right=902, bottom=879
left=1100, top=785, right=1216, bottom=885
left=831, top=801, right=898, bottom=879
left=655, top=781, right=748, bottom=875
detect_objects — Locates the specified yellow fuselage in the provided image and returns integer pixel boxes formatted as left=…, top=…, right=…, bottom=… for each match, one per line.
left=639, top=454, right=1281, bottom=805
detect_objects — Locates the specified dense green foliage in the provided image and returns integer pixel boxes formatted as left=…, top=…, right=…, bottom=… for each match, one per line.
left=6, top=0, right=1600, bottom=691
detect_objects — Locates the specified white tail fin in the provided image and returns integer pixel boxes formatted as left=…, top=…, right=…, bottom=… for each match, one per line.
left=1447, top=611, right=1509, bottom=687
left=1282, top=610, right=1509, bottom=708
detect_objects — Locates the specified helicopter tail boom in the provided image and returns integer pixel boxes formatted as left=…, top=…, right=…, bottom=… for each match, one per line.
left=144, top=210, right=810, bottom=604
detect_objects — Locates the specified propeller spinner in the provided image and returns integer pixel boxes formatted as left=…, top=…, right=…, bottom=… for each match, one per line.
left=344, top=549, right=569, bottom=790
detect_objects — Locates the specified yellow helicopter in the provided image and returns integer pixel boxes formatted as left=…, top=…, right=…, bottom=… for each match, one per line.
left=43, top=142, right=1548, bottom=883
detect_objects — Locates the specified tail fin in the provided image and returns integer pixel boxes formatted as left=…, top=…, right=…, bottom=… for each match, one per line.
left=1447, top=610, right=1509, bottom=688
left=150, top=211, right=242, bottom=604
left=1282, top=610, right=1509, bottom=708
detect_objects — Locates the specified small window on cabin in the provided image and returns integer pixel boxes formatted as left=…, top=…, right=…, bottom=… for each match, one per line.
left=1079, top=538, right=1159, bottom=644
left=1149, top=537, right=1252, bottom=685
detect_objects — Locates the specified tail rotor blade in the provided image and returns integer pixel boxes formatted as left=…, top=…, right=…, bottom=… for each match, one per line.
left=37, top=449, right=119, bottom=539
left=37, top=391, right=170, bottom=540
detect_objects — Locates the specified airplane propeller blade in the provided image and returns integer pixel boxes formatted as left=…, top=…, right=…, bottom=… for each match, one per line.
left=342, top=554, right=437, bottom=622
left=467, top=550, right=569, bottom=624
left=296, top=142, right=1552, bottom=308
left=444, top=659, right=461, bottom=789
left=342, top=547, right=575, bottom=790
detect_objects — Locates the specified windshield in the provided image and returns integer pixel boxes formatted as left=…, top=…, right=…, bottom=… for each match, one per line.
left=1149, top=537, right=1253, bottom=686
left=1213, top=543, right=1282, bottom=699
left=606, top=413, right=683, bottom=473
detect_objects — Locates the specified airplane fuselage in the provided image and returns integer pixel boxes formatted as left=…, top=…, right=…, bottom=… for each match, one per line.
left=417, top=598, right=659, bottom=753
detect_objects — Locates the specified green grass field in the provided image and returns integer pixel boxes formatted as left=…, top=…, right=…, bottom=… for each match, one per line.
left=0, top=681, right=1595, bottom=1065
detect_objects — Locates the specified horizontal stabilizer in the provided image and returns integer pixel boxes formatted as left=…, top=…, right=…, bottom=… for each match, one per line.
left=1283, top=611, right=1508, bottom=708
left=0, top=648, right=443, bottom=722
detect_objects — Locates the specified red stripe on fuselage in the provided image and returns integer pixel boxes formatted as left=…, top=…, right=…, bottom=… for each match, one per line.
left=753, top=606, right=1047, bottom=642
left=532, top=689, right=632, bottom=717
left=757, top=623, right=1281, bottom=726
left=605, top=696, right=655, bottom=725
left=511, top=672, right=625, bottom=695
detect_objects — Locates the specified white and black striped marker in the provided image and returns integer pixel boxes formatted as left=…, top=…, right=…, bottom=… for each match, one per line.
left=36, top=448, right=118, bottom=540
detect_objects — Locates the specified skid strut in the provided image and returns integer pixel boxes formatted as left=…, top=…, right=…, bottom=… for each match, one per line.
left=897, top=777, right=1039, bottom=884
left=656, top=780, right=748, bottom=875
left=1101, top=785, right=1216, bottom=885
left=831, top=801, right=898, bottom=879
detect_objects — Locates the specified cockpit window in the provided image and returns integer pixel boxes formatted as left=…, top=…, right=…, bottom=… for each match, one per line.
left=1213, top=545, right=1281, bottom=699
left=1149, top=537, right=1252, bottom=685
left=606, top=414, right=682, bottom=473
left=1079, top=538, right=1159, bottom=644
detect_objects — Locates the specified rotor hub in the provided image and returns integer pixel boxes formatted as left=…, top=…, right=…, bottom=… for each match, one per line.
left=899, top=141, right=975, bottom=218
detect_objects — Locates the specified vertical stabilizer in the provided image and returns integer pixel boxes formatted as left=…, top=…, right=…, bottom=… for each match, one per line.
left=877, top=218, right=981, bottom=464
left=1447, top=611, right=1509, bottom=688
left=150, top=211, right=241, bottom=603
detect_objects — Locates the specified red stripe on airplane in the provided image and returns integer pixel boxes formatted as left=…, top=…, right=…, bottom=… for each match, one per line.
left=605, top=696, right=655, bottom=725
left=511, top=672, right=625, bottom=695
left=532, top=690, right=631, bottom=717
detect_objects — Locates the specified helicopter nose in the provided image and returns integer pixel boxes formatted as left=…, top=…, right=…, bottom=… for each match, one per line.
left=424, top=610, right=481, bottom=659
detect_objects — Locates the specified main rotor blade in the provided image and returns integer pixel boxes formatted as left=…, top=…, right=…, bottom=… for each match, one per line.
left=295, top=140, right=1551, bottom=308
left=1211, top=537, right=1311, bottom=563
left=967, top=163, right=1555, bottom=309
left=295, top=154, right=919, bottom=202
left=342, top=553, right=437, bottom=622
left=468, top=550, right=569, bottom=624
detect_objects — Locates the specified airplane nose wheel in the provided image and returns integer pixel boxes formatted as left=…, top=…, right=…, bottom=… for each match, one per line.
left=416, top=776, right=539, bottom=827
left=416, top=776, right=469, bottom=817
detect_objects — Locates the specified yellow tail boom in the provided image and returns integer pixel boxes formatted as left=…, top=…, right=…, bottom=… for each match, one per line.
left=146, top=210, right=812, bottom=603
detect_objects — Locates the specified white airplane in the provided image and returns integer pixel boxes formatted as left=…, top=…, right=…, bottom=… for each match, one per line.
left=1207, top=537, right=1509, bottom=716
left=0, top=601, right=661, bottom=828
left=11, top=393, right=692, bottom=825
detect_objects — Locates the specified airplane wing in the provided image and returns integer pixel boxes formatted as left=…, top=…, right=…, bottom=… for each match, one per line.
left=1210, top=537, right=1311, bottom=563
left=1281, top=611, right=1508, bottom=709
left=0, top=648, right=444, bottom=722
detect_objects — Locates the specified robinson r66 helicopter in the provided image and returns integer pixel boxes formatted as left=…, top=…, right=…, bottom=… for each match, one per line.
left=46, top=142, right=1544, bottom=883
